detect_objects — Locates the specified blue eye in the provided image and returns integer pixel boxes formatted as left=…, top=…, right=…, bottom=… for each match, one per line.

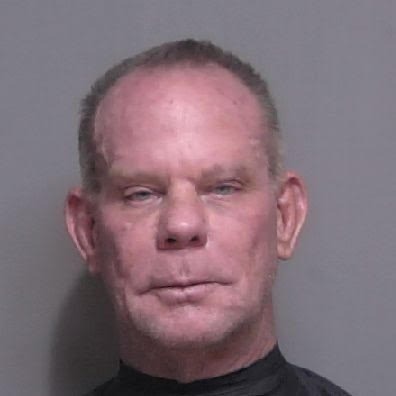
left=212, top=184, right=238, bottom=195
left=125, top=189, right=154, bottom=202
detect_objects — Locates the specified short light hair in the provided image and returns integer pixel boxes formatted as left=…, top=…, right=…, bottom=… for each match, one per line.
left=78, top=39, right=283, bottom=192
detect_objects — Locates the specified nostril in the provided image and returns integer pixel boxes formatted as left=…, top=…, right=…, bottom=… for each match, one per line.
left=159, top=233, right=206, bottom=250
left=165, top=235, right=200, bottom=246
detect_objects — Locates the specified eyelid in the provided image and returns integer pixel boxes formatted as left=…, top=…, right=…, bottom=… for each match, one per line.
left=210, top=180, right=244, bottom=194
left=123, top=185, right=152, bottom=193
left=216, top=179, right=243, bottom=187
left=122, top=186, right=160, bottom=202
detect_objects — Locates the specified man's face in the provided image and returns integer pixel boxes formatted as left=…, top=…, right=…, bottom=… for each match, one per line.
left=87, top=66, right=280, bottom=348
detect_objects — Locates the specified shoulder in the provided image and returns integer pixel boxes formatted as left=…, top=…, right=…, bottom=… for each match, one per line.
left=291, top=364, right=352, bottom=396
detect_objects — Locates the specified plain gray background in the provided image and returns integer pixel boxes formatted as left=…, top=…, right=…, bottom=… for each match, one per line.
left=1, top=1, right=395, bottom=395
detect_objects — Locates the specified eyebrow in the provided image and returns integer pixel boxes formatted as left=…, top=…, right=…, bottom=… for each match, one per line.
left=106, top=164, right=252, bottom=185
left=199, top=164, right=252, bottom=181
left=106, top=168, right=166, bottom=185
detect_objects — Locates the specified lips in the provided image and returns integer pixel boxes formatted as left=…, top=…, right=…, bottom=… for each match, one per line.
left=149, top=275, right=220, bottom=290
left=149, top=280, right=220, bottom=304
left=155, top=280, right=215, bottom=289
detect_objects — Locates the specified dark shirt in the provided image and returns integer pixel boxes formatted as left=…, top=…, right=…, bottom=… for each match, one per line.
left=84, top=345, right=351, bottom=395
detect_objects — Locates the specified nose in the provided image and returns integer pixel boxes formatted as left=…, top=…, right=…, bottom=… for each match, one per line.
left=157, top=191, right=207, bottom=250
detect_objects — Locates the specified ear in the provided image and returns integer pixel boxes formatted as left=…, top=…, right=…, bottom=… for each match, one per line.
left=276, top=171, right=308, bottom=260
left=64, top=187, right=100, bottom=274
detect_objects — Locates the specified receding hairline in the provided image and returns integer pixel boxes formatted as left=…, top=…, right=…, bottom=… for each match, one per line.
left=78, top=39, right=283, bottom=193
left=93, top=62, right=271, bottom=139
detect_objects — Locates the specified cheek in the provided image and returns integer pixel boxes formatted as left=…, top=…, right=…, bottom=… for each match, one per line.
left=249, top=209, right=278, bottom=263
left=94, top=210, right=156, bottom=292
left=211, top=200, right=278, bottom=280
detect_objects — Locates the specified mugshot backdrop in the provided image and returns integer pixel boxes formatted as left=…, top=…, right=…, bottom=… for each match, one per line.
left=1, top=1, right=395, bottom=395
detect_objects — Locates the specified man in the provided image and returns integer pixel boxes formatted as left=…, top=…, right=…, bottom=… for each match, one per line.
left=65, top=39, right=351, bottom=395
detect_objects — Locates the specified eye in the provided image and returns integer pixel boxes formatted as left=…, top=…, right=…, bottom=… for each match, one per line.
left=124, top=188, right=156, bottom=202
left=212, top=183, right=240, bottom=196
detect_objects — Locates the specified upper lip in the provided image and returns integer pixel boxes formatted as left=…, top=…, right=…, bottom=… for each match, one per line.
left=151, top=279, right=218, bottom=290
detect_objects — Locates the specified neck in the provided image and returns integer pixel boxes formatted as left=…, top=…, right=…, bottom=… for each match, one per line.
left=118, top=306, right=277, bottom=383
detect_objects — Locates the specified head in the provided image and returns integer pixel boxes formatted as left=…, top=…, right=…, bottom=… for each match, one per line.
left=66, top=39, right=307, bottom=370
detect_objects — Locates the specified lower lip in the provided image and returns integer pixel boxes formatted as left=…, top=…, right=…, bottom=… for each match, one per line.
left=153, top=283, right=218, bottom=304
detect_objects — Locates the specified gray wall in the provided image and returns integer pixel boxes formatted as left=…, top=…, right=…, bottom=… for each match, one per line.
left=1, top=1, right=395, bottom=395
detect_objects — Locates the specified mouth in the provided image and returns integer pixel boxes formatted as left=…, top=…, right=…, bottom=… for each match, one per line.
left=158, top=280, right=215, bottom=288
left=151, top=281, right=219, bottom=304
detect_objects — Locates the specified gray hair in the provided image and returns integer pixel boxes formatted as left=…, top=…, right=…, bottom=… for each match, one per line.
left=78, top=39, right=283, bottom=192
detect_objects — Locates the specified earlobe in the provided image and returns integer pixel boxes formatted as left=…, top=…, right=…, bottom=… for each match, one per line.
left=276, top=172, right=308, bottom=260
left=64, top=188, right=100, bottom=274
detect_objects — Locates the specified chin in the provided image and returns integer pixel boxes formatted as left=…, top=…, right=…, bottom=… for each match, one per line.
left=129, top=305, right=245, bottom=351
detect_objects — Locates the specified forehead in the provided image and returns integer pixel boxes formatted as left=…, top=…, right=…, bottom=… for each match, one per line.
left=96, top=65, right=266, bottom=134
left=98, top=64, right=261, bottom=111
left=93, top=65, right=269, bottom=172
